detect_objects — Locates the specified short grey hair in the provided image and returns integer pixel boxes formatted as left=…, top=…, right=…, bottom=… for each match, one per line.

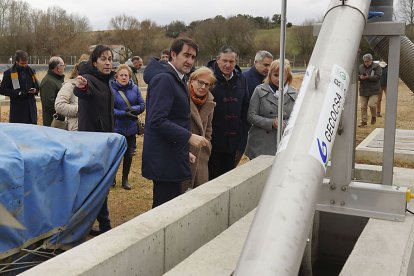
left=48, top=56, right=63, bottom=70
left=363, top=53, right=373, bottom=61
left=254, top=50, right=273, bottom=63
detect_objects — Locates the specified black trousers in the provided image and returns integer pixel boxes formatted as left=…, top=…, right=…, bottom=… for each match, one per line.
left=208, top=151, right=236, bottom=181
left=96, top=196, right=111, bottom=232
left=122, top=135, right=136, bottom=180
left=152, top=180, right=182, bottom=208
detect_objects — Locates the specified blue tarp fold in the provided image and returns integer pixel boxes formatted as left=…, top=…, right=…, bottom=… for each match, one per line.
left=0, top=123, right=126, bottom=258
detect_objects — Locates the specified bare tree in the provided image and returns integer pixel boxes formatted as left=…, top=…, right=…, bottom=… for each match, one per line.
left=291, top=19, right=317, bottom=65
left=31, top=6, right=91, bottom=56
left=190, top=15, right=256, bottom=60
left=397, top=0, right=414, bottom=25
left=109, top=14, right=141, bottom=61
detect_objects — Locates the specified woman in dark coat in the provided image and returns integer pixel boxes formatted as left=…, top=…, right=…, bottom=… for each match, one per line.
left=74, top=45, right=114, bottom=235
left=110, top=64, right=145, bottom=190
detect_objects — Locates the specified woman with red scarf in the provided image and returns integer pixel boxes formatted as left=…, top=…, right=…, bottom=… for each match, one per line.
left=184, top=67, right=217, bottom=191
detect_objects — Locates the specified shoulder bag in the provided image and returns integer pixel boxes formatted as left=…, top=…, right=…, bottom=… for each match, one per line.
left=117, top=90, right=144, bottom=135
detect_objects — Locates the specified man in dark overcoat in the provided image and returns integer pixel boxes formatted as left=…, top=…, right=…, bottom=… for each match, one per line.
left=207, top=46, right=250, bottom=180
left=142, top=38, right=208, bottom=208
left=0, top=50, right=39, bottom=124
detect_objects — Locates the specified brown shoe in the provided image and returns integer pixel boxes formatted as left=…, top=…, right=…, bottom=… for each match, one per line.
left=371, top=116, right=376, bottom=125
left=358, top=122, right=367, bottom=128
left=377, top=114, right=382, bottom=117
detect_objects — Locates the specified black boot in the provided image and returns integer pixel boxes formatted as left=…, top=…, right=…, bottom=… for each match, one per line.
left=122, top=154, right=133, bottom=190
left=111, top=179, right=116, bottom=188
left=122, top=178, right=132, bottom=190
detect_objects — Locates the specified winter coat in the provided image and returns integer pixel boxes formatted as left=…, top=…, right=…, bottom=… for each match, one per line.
left=40, top=70, right=65, bottom=126
left=380, top=65, right=388, bottom=88
left=74, top=62, right=114, bottom=132
left=358, top=62, right=382, bottom=97
left=245, top=83, right=297, bottom=160
left=243, top=65, right=265, bottom=99
left=142, top=58, right=192, bottom=182
left=207, top=60, right=250, bottom=153
left=55, top=79, right=78, bottom=131
left=129, top=66, right=139, bottom=86
left=110, top=78, right=145, bottom=137
left=189, top=92, right=216, bottom=188
left=0, top=64, right=39, bottom=124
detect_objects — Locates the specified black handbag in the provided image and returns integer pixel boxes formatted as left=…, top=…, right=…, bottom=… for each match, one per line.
left=117, top=90, right=144, bottom=135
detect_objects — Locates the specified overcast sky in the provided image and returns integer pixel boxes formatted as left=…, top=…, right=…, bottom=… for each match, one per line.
left=28, top=0, right=331, bottom=31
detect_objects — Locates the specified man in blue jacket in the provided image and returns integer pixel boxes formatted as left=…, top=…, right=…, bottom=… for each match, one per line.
left=207, top=46, right=250, bottom=180
left=143, top=38, right=208, bottom=208
left=243, top=50, right=273, bottom=99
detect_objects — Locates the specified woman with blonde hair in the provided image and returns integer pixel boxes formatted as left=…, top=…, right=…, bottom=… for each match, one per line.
left=55, top=54, right=89, bottom=131
left=245, top=59, right=297, bottom=159
left=185, top=67, right=216, bottom=190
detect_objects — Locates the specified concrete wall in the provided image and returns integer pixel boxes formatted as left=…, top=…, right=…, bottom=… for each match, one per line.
left=20, top=156, right=414, bottom=276
left=21, top=155, right=274, bottom=276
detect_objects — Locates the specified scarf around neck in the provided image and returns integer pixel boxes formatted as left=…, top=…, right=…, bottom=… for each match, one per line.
left=189, top=82, right=208, bottom=108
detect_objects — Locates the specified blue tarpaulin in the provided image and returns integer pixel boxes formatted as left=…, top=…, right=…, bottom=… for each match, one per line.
left=0, top=123, right=126, bottom=259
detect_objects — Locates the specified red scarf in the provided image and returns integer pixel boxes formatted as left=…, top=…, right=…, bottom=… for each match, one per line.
left=189, top=83, right=208, bottom=108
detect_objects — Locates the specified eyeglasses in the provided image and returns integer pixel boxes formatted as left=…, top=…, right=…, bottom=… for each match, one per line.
left=58, top=64, right=66, bottom=67
left=195, top=79, right=211, bottom=88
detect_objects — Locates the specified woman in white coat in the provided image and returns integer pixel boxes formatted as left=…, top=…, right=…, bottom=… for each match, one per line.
left=55, top=54, right=89, bottom=131
left=245, top=59, right=297, bottom=159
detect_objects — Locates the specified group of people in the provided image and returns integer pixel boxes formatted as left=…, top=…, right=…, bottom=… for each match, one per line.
left=142, top=38, right=297, bottom=208
left=0, top=39, right=299, bottom=234
left=358, top=53, right=388, bottom=127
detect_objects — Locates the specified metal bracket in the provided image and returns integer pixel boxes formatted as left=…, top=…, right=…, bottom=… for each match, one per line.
left=317, top=179, right=407, bottom=222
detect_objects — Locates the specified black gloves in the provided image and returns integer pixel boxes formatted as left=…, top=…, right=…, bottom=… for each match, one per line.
left=126, top=107, right=140, bottom=115
left=125, top=111, right=138, bottom=121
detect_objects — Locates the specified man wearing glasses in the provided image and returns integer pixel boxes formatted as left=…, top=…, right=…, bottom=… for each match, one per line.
left=40, top=56, right=65, bottom=126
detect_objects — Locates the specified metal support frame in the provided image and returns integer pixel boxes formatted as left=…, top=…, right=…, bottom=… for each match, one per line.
left=318, top=21, right=404, bottom=220
left=317, top=179, right=407, bottom=221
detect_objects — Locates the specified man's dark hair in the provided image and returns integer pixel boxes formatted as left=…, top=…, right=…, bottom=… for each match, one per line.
left=15, top=50, right=29, bottom=62
left=169, top=38, right=198, bottom=61
left=217, top=46, right=238, bottom=58
left=160, top=48, right=170, bottom=56
left=131, top=56, right=142, bottom=62
left=90, top=45, right=113, bottom=64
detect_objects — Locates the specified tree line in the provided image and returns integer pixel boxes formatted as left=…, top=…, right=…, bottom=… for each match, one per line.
left=0, top=0, right=318, bottom=66
left=3, top=0, right=414, bottom=67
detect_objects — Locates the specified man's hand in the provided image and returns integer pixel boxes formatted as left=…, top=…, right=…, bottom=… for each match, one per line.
left=273, top=118, right=278, bottom=129
left=189, top=152, right=196, bottom=164
left=75, top=76, right=88, bottom=89
left=28, top=88, right=37, bottom=95
left=188, top=134, right=208, bottom=148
